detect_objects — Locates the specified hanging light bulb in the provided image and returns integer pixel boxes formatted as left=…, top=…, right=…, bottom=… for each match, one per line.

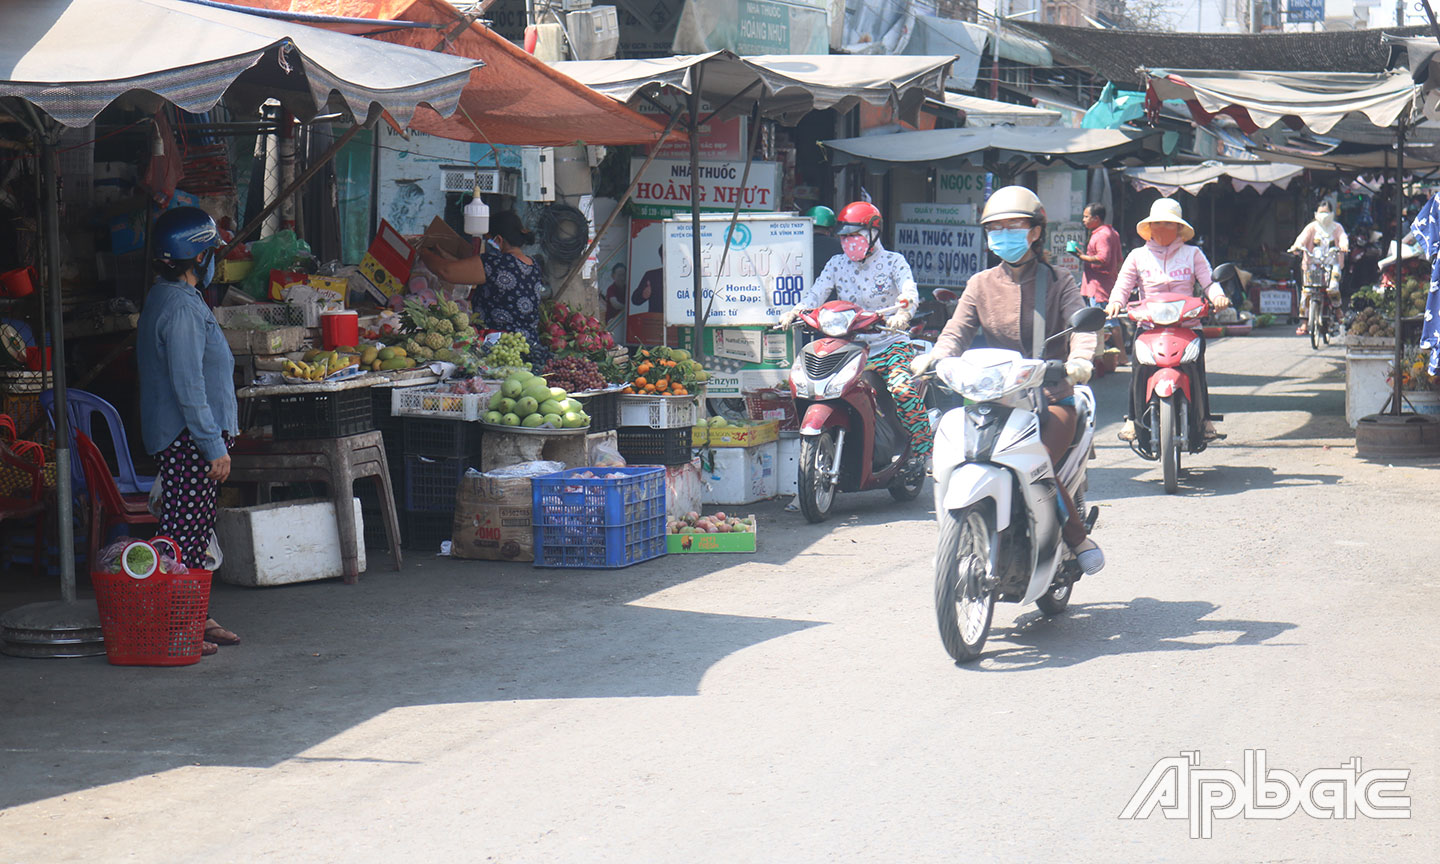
left=464, top=181, right=490, bottom=236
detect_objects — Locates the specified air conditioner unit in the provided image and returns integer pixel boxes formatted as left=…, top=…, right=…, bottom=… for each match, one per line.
left=521, top=148, right=556, bottom=202
left=566, top=6, right=618, bottom=61
left=440, top=166, right=519, bottom=198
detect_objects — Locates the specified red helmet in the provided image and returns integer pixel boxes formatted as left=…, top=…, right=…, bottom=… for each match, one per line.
left=836, top=201, right=882, bottom=236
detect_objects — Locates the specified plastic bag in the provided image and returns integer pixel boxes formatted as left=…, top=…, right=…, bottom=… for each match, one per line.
left=240, top=230, right=311, bottom=298
left=483, top=460, right=567, bottom=478
left=592, top=440, right=626, bottom=468
left=96, top=537, right=188, bottom=575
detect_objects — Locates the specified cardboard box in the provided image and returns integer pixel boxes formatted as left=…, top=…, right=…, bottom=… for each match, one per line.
left=691, top=420, right=779, bottom=448
left=451, top=473, right=534, bottom=562
left=417, top=216, right=472, bottom=260
left=358, top=219, right=416, bottom=302
left=666, top=515, right=757, bottom=554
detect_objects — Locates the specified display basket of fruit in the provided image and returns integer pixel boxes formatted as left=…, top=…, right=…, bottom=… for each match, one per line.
left=666, top=511, right=756, bottom=554
left=531, top=466, right=666, bottom=569
left=480, top=369, right=592, bottom=433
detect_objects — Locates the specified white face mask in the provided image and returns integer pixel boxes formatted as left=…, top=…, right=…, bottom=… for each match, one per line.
left=1315, top=210, right=1335, bottom=232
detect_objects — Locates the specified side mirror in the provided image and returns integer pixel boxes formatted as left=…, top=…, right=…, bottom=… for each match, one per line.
left=1069, top=306, right=1108, bottom=333
left=1213, top=262, right=1242, bottom=290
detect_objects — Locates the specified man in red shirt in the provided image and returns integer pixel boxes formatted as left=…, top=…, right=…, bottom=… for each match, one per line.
left=1068, top=202, right=1124, bottom=354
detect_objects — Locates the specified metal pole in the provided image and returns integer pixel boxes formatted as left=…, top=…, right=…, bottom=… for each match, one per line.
left=689, top=66, right=705, bottom=358
left=991, top=9, right=1001, bottom=101
left=1391, top=123, right=1406, bottom=416
left=39, top=137, right=76, bottom=602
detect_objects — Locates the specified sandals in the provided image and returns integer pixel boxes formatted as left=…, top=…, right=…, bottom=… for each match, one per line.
left=1117, top=420, right=1137, bottom=442
left=204, top=620, right=241, bottom=646
left=201, top=641, right=219, bottom=657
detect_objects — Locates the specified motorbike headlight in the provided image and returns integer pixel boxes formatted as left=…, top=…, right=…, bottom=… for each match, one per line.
left=822, top=353, right=866, bottom=398
left=1133, top=338, right=1155, bottom=366
left=790, top=353, right=810, bottom=396
left=1181, top=338, right=1202, bottom=364
left=937, top=356, right=1008, bottom=401
left=818, top=307, right=857, bottom=337
left=1149, top=300, right=1186, bottom=326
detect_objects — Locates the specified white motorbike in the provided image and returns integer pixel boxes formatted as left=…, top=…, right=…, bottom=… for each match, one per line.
left=930, top=307, right=1107, bottom=662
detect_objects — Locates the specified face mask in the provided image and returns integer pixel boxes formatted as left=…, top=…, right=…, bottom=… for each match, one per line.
left=197, top=250, right=217, bottom=288
left=842, top=235, right=870, bottom=262
left=987, top=228, right=1031, bottom=264
left=1316, top=211, right=1335, bottom=231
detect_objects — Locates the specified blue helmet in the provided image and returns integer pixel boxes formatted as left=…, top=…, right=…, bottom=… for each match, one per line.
left=153, top=207, right=219, bottom=262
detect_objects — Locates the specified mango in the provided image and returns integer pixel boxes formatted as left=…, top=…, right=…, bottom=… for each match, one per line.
left=378, top=347, right=396, bottom=361
left=361, top=346, right=379, bottom=365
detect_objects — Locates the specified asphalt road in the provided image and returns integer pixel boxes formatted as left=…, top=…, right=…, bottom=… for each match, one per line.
left=1, top=329, right=1436, bottom=862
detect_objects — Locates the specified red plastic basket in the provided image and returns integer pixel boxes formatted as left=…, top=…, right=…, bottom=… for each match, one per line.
left=92, top=537, right=212, bottom=666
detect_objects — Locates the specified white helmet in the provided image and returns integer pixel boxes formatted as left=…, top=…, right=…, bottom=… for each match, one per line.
left=981, top=186, right=1046, bottom=227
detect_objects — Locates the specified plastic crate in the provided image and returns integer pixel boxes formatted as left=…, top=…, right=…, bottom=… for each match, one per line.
left=531, top=466, right=667, bottom=568
left=403, top=417, right=484, bottom=459
left=616, top=426, right=693, bottom=465
left=212, top=302, right=307, bottom=329
left=391, top=384, right=496, bottom=421
left=403, top=455, right=472, bottom=512
left=572, top=389, right=620, bottom=433
left=270, top=389, right=373, bottom=441
left=402, top=510, right=451, bottom=553
left=618, top=394, right=697, bottom=429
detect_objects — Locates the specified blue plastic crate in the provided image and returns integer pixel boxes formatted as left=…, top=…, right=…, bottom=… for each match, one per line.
left=531, top=466, right=667, bottom=568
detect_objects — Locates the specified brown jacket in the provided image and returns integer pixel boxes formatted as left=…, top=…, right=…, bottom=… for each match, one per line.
left=933, top=257, right=1097, bottom=398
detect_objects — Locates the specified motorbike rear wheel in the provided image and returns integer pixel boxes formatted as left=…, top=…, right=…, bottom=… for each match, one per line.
left=934, top=505, right=996, bottom=663
left=1308, top=297, right=1322, bottom=350
left=1036, top=579, right=1072, bottom=616
left=1321, top=300, right=1332, bottom=346
left=888, top=462, right=925, bottom=502
left=1159, top=396, right=1180, bottom=494
left=798, top=430, right=838, bottom=523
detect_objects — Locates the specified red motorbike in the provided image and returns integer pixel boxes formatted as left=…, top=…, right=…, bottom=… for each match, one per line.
left=1125, top=291, right=1215, bottom=494
left=787, top=300, right=927, bottom=523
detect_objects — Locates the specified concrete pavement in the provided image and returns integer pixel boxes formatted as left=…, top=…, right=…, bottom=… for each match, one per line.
left=1, top=329, right=1436, bottom=862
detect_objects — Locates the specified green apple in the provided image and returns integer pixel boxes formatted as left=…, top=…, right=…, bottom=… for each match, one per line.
left=501, top=412, right=521, bottom=426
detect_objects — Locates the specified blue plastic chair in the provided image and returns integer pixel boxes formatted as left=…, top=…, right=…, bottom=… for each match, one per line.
left=40, top=389, right=155, bottom=496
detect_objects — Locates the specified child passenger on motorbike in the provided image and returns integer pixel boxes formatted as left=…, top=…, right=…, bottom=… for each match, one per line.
left=911, top=186, right=1104, bottom=575
left=778, top=201, right=931, bottom=458
left=1105, top=198, right=1231, bottom=443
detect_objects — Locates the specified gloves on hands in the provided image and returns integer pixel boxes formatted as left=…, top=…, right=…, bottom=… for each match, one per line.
left=778, top=308, right=803, bottom=328
left=910, top=353, right=936, bottom=376
left=1066, top=240, right=1082, bottom=254
left=886, top=309, right=913, bottom=330
left=1065, top=359, right=1094, bottom=385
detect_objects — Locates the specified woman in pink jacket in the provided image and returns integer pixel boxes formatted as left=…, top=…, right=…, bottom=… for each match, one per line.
left=1105, top=198, right=1231, bottom=442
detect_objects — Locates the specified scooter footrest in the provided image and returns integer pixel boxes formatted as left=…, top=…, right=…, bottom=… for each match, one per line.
left=1084, top=506, right=1099, bottom=531
left=1209, top=413, right=1225, bottom=421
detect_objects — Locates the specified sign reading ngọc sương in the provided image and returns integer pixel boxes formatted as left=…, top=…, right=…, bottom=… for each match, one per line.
left=891, top=222, right=984, bottom=290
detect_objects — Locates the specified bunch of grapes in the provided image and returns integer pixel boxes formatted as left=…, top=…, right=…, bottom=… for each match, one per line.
left=484, top=332, right=531, bottom=367
left=542, top=354, right=606, bottom=392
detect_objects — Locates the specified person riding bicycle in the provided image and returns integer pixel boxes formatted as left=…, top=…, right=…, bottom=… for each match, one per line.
left=911, top=185, right=1104, bottom=575
left=1289, top=201, right=1348, bottom=336
left=1106, top=198, right=1230, bottom=443
left=778, top=200, right=929, bottom=458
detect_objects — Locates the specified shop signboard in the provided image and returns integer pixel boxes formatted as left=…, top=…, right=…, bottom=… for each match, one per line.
left=1286, top=0, right=1325, bottom=23
left=935, top=170, right=988, bottom=207
left=676, top=325, right=798, bottom=397
left=1046, top=221, right=1087, bottom=285
left=630, top=158, right=780, bottom=220
left=673, top=0, right=831, bottom=55
left=643, top=100, right=749, bottom=162
left=892, top=222, right=983, bottom=290
left=662, top=214, right=812, bottom=327
left=899, top=202, right=974, bottom=225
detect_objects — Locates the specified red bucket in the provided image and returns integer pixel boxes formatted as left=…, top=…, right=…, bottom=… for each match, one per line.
left=320, top=310, right=359, bottom=350
left=92, top=537, right=211, bottom=666
left=0, top=266, right=36, bottom=298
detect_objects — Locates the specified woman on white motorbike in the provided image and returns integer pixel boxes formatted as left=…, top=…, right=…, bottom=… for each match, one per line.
left=911, top=186, right=1104, bottom=575
left=778, top=201, right=930, bottom=458
left=1105, top=198, right=1231, bottom=443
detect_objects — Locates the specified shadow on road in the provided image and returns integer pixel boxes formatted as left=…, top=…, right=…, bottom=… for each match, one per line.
left=1089, top=463, right=1340, bottom=497
left=970, top=597, right=1298, bottom=671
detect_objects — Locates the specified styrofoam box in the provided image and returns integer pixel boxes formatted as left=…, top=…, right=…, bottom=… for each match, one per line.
left=215, top=497, right=365, bottom=586
left=776, top=433, right=800, bottom=497
left=701, top=442, right=777, bottom=505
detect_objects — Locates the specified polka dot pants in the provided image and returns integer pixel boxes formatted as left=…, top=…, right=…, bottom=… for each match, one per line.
left=157, top=431, right=228, bottom=569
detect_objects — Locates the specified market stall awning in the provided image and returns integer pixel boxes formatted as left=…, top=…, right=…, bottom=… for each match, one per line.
left=230, top=0, right=682, bottom=146
left=822, top=125, right=1161, bottom=171
left=940, top=92, right=1060, bottom=127
left=1247, top=145, right=1440, bottom=172
left=552, top=52, right=954, bottom=124
left=1141, top=67, right=1420, bottom=135
left=1123, top=162, right=1303, bottom=195
left=0, top=0, right=480, bottom=127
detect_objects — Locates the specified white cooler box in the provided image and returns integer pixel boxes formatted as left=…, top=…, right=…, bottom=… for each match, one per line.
left=215, top=497, right=365, bottom=586
left=701, top=442, right=778, bottom=505
left=776, top=432, right=800, bottom=496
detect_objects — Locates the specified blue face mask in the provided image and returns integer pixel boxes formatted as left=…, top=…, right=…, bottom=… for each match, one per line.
left=987, top=228, right=1032, bottom=264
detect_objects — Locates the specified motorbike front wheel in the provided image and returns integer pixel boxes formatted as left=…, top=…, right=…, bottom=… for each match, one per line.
left=1159, top=396, right=1181, bottom=494
left=934, top=505, right=996, bottom=663
left=798, top=430, right=839, bottom=523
